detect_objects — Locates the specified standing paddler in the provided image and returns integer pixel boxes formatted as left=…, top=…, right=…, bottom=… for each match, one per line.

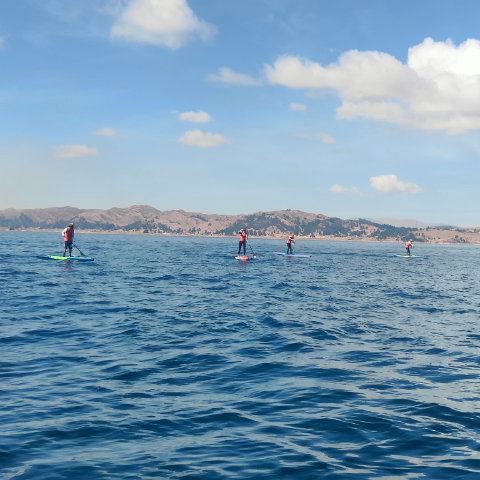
left=286, top=233, right=295, bottom=255
left=62, top=223, right=75, bottom=257
left=405, top=240, right=413, bottom=256
left=238, top=228, right=248, bottom=256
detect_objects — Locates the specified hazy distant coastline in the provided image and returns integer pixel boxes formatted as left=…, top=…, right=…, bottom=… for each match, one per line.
left=1, top=205, right=479, bottom=244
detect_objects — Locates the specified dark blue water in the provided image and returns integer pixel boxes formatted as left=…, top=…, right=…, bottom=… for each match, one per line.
left=2, top=232, right=480, bottom=479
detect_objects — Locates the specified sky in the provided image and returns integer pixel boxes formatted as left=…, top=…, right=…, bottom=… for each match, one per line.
left=1, top=0, right=480, bottom=225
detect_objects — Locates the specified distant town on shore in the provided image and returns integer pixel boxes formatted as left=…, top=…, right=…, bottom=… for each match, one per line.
left=0, top=205, right=478, bottom=244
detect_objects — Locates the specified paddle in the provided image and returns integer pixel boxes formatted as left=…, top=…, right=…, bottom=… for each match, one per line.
left=73, top=244, right=86, bottom=257
left=246, top=230, right=257, bottom=258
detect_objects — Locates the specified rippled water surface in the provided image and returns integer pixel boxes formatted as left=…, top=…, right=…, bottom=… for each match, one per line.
left=2, top=232, right=480, bottom=479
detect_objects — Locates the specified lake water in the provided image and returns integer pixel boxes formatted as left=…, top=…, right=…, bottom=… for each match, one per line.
left=2, top=232, right=480, bottom=479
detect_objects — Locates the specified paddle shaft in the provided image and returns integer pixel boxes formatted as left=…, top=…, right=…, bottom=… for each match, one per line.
left=246, top=230, right=256, bottom=257
left=73, top=244, right=86, bottom=257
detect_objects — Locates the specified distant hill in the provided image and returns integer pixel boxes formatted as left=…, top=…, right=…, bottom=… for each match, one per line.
left=368, top=217, right=433, bottom=228
left=1, top=205, right=479, bottom=243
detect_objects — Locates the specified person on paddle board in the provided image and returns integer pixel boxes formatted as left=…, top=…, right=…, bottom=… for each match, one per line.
left=238, top=229, right=248, bottom=255
left=62, top=223, right=75, bottom=257
left=286, top=233, right=295, bottom=254
left=405, top=240, right=413, bottom=256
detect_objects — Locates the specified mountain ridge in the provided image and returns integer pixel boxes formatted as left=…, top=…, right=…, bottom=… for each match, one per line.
left=0, top=205, right=479, bottom=243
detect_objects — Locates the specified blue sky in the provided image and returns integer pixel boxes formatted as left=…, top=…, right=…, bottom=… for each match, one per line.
left=1, top=0, right=480, bottom=225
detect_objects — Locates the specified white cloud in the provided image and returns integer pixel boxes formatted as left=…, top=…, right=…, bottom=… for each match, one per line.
left=179, top=130, right=226, bottom=148
left=206, top=67, right=261, bottom=86
left=320, top=132, right=335, bottom=144
left=179, top=110, right=211, bottom=123
left=369, top=175, right=422, bottom=194
left=330, top=184, right=362, bottom=195
left=265, top=38, right=480, bottom=134
left=54, top=144, right=98, bottom=158
left=289, top=102, right=306, bottom=111
left=94, top=127, right=118, bottom=137
left=111, top=0, right=214, bottom=49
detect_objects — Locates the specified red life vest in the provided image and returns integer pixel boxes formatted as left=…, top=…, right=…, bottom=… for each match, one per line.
left=63, top=227, right=74, bottom=242
left=239, top=232, right=246, bottom=242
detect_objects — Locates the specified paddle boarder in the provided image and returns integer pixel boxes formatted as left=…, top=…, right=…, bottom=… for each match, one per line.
left=63, top=223, right=75, bottom=257
left=286, top=233, right=295, bottom=254
left=405, top=240, right=413, bottom=256
left=238, top=228, right=248, bottom=256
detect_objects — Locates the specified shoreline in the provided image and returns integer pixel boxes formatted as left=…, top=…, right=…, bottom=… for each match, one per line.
left=1, top=228, right=478, bottom=246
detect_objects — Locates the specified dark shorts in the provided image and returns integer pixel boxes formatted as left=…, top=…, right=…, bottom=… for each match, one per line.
left=64, top=241, right=73, bottom=248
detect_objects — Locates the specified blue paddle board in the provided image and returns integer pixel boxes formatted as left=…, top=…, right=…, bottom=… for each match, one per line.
left=394, top=254, right=422, bottom=258
left=274, top=252, right=312, bottom=258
